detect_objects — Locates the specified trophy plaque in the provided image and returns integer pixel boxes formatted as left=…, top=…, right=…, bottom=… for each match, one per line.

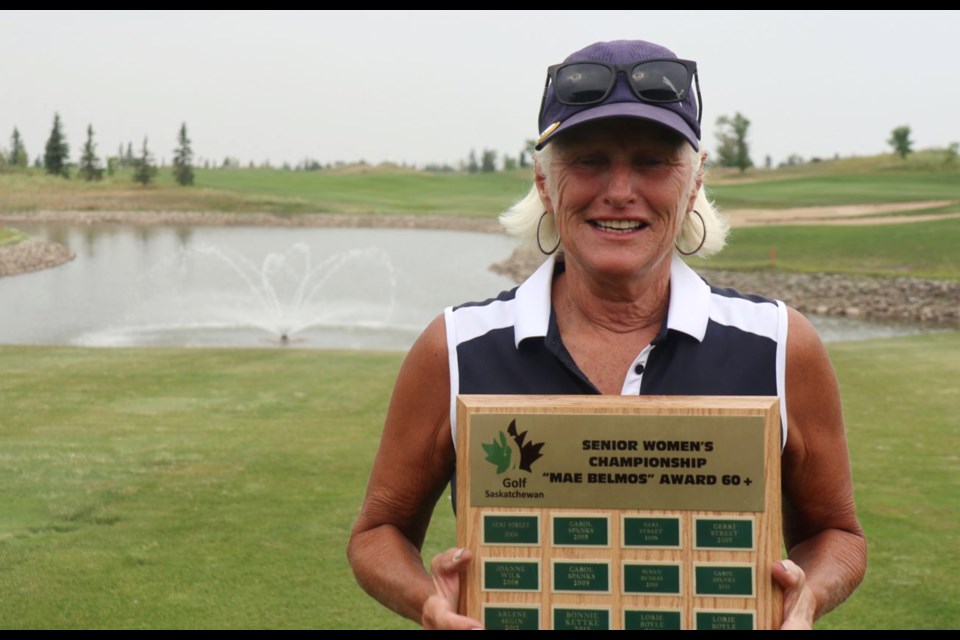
left=455, top=395, right=782, bottom=630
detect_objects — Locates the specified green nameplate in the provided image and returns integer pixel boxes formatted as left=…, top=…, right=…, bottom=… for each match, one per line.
left=483, top=514, right=539, bottom=545
left=624, top=609, right=683, bottom=631
left=553, top=608, right=610, bottom=630
left=695, top=517, right=754, bottom=549
left=483, top=606, right=540, bottom=630
left=552, top=561, right=610, bottom=593
left=695, top=611, right=756, bottom=630
left=623, top=563, right=682, bottom=595
left=552, top=515, right=609, bottom=546
left=623, top=516, right=681, bottom=547
left=482, top=560, right=540, bottom=591
left=694, top=565, right=755, bottom=596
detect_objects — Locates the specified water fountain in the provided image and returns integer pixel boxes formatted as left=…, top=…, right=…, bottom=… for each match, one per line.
left=189, top=242, right=399, bottom=343
left=77, top=240, right=400, bottom=348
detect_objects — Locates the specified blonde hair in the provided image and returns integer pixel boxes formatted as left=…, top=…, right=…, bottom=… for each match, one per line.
left=499, top=144, right=728, bottom=258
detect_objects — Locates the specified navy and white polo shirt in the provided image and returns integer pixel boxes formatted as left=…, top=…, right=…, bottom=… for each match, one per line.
left=443, top=254, right=789, bottom=447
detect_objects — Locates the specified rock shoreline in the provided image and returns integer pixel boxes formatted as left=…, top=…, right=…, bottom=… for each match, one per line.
left=0, top=238, right=75, bottom=277
left=492, top=246, right=959, bottom=328
left=1, top=211, right=957, bottom=327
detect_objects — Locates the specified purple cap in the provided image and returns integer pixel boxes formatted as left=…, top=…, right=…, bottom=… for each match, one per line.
left=536, top=40, right=700, bottom=150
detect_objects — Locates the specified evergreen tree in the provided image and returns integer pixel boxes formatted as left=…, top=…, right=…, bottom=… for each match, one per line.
left=78, top=125, right=104, bottom=181
left=481, top=149, right=497, bottom=172
left=126, top=142, right=134, bottom=167
left=172, top=122, right=194, bottom=186
left=9, top=128, right=28, bottom=167
left=44, top=113, right=70, bottom=177
left=133, top=137, right=157, bottom=186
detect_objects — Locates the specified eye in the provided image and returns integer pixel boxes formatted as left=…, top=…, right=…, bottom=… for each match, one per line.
left=574, top=153, right=607, bottom=168
left=634, top=155, right=666, bottom=168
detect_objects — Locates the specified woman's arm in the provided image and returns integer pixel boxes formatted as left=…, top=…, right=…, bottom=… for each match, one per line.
left=346, top=315, right=481, bottom=628
left=777, top=307, right=868, bottom=627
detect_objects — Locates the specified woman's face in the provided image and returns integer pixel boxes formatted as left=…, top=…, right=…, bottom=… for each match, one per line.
left=536, top=118, right=702, bottom=283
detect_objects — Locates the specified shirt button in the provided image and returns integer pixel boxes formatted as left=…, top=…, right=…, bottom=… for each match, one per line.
left=634, top=363, right=645, bottom=375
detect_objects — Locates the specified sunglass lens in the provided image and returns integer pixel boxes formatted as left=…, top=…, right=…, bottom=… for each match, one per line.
left=630, top=60, right=690, bottom=102
left=555, top=63, right=614, bottom=104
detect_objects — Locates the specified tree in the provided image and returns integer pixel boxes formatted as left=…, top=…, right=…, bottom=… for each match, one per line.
left=133, top=137, right=157, bottom=186
left=481, top=149, right=497, bottom=172
left=520, top=139, right=537, bottom=168
left=9, top=128, right=28, bottom=167
left=714, top=112, right=753, bottom=173
left=466, top=149, right=479, bottom=173
left=44, top=112, right=70, bottom=177
left=172, top=122, right=194, bottom=186
left=78, top=125, right=103, bottom=181
left=945, top=142, right=959, bottom=167
left=887, top=125, right=913, bottom=160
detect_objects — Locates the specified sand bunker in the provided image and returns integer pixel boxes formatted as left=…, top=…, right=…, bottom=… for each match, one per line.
left=723, top=201, right=958, bottom=227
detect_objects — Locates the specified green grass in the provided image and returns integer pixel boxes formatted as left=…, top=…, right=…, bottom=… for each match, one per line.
left=0, top=347, right=453, bottom=629
left=707, top=172, right=960, bottom=210
left=0, top=167, right=533, bottom=218
left=196, top=167, right=533, bottom=217
left=1, top=336, right=957, bottom=629
left=698, top=217, right=960, bottom=279
left=0, top=227, right=27, bottom=247
left=818, top=332, right=960, bottom=630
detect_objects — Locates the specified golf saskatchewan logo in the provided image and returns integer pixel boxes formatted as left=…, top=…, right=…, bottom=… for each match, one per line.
left=482, top=419, right=544, bottom=474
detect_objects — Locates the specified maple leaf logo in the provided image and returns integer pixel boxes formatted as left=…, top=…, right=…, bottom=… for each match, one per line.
left=508, top=419, right=545, bottom=472
left=482, top=420, right=545, bottom=475
left=482, top=430, right=512, bottom=474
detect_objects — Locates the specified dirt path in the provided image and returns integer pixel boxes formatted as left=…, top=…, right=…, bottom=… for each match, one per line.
left=723, top=201, right=958, bottom=227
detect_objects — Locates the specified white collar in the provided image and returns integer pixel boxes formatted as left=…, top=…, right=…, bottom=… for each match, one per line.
left=513, top=253, right=711, bottom=348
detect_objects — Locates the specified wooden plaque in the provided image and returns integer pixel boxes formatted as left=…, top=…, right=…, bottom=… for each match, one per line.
left=455, top=395, right=783, bottom=630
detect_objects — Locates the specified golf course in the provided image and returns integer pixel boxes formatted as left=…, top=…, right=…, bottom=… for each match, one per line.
left=1, top=152, right=958, bottom=629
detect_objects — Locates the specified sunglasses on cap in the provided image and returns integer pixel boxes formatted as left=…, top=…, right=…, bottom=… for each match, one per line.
left=540, top=58, right=702, bottom=125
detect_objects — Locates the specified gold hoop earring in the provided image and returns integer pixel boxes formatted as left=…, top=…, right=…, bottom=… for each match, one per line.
left=536, top=211, right=561, bottom=256
left=675, top=210, right=707, bottom=256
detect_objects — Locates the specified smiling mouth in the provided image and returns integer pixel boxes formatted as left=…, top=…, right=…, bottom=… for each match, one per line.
left=591, top=219, right=647, bottom=233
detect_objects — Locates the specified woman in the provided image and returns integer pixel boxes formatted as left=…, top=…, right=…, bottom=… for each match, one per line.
left=347, top=39, right=866, bottom=629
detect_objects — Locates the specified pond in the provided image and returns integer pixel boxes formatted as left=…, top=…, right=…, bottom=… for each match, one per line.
left=0, top=224, right=939, bottom=350
left=0, top=224, right=519, bottom=350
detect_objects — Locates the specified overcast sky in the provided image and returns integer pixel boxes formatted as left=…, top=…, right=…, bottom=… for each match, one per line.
left=2, top=10, right=957, bottom=169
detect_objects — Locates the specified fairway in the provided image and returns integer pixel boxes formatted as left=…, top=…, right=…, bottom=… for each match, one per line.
left=1, top=336, right=957, bottom=629
left=2, top=151, right=959, bottom=629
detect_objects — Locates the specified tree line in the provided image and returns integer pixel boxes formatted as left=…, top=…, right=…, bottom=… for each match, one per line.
left=2, top=113, right=533, bottom=178
left=7, top=112, right=954, bottom=180
left=713, top=113, right=957, bottom=172
left=1, top=114, right=194, bottom=187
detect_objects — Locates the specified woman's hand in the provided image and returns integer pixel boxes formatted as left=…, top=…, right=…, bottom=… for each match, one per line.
left=421, top=548, right=484, bottom=630
left=772, top=559, right=816, bottom=629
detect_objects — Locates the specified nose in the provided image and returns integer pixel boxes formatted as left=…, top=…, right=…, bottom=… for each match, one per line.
left=603, top=160, right=636, bottom=208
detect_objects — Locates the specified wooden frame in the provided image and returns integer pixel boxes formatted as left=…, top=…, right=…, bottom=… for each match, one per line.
left=456, top=395, right=782, bottom=630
